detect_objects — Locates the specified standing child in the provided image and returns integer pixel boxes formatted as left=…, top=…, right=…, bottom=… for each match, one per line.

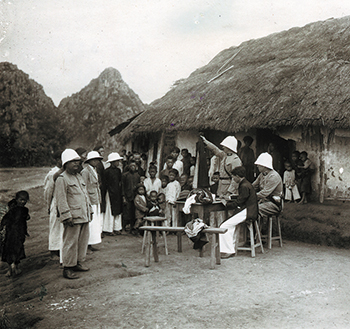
left=159, top=175, right=169, bottom=195
left=165, top=169, right=181, bottom=226
left=143, top=165, right=162, bottom=195
left=283, top=161, right=300, bottom=202
left=291, top=151, right=303, bottom=192
left=133, top=184, right=149, bottom=235
left=157, top=193, right=166, bottom=217
left=209, top=172, right=220, bottom=197
left=1, top=191, right=30, bottom=276
left=160, top=156, right=174, bottom=179
left=298, top=151, right=314, bottom=204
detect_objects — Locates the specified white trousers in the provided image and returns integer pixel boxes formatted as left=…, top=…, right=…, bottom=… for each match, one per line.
left=219, top=209, right=247, bottom=254
left=88, top=204, right=102, bottom=245
left=103, top=193, right=122, bottom=232
left=285, top=185, right=300, bottom=201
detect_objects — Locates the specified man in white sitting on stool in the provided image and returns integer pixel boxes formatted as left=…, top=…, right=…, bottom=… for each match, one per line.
left=220, top=166, right=258, bottom=259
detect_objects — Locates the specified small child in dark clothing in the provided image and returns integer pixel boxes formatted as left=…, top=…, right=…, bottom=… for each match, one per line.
left=0, top=190, right=30, bottom=277
left=209, top=172, right=220, bottom=196
left=157, top=193, right=166, bottom=216
left=133, top=184, right=148, bottom=234
left=148, top=190, right=162, bottom=217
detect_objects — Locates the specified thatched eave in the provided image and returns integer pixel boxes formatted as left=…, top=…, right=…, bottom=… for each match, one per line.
left=118, top=16, right=350, bottom=142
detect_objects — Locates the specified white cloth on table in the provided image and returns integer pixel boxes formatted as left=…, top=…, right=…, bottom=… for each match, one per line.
left=183, top=194, right=197, bottom=214
left=88, top=204, right=102, bottom=245
left=219, top=208, right=247, bottom=254
left=103, top=192, right=122, bottom=232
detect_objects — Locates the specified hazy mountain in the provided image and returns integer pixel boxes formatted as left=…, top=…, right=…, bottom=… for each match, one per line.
left=58, top=67, right=147, bottom=151
left=0, top=62, right=67, bottom=167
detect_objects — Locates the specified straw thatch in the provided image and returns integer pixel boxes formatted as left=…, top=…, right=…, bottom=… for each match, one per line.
left=118, top=16, right=350, bottom=142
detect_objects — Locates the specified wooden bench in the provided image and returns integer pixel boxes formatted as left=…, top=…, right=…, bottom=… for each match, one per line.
left=139, top=226, right=227, bottom=269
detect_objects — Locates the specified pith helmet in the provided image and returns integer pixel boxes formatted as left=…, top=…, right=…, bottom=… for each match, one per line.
left=61, top=149, right=81, bottom=166
left=255, top=152, right=273, bottom=170
left=85, top=151, right=103, bottom=162
left=107, top=152, right=123, bottom=162
left=220, top=136, right=238, bottom=153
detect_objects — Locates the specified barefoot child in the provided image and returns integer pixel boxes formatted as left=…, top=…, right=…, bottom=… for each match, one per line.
left=283, top=161, right=300, bottom=202
left=165, top=169, right=181, bottom=226
left=0, top=191, right=30, bottom=276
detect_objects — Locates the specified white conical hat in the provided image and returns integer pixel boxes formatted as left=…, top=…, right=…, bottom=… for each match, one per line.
left=61, top=149, right=81, bottom=166
left=255, top=152, right=273, bottom=170
left=85, top=151, right=103, bottom=162
left=220, top=136, right=238, bottom=153
left=107, top=152, right=123, bottom=162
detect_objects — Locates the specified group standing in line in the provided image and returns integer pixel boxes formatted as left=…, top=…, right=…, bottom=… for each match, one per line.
left=1, top=136, right=315, bottom=277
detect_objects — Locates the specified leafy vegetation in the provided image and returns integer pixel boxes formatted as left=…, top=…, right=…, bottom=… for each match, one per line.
left=0, top=62, right=68, bottom=167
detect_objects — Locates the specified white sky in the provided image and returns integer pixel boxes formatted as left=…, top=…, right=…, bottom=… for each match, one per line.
left=1, top=0, right=350, bottom=105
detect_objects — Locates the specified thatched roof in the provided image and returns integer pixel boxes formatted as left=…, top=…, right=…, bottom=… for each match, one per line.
left=119, top=16, right=350, bottom=141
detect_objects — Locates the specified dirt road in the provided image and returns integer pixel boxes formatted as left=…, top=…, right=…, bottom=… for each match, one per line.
left=0, top=167, right=50, bottom=202
left=0, top=173, right=350, bottom=328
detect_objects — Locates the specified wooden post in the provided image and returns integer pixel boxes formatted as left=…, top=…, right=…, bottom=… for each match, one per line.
left=210, top=233, right=216, bottom=269
left=156, top=131, right=165, bottom=178
left=319, top=127, right=330, bottom=203
left=249, top=223, right=256, bottom=258
left=255, top=221, right=264, bottom=254
left=268, top=217, right=272, bottom=250
left=216, top=233, right=221, bottom=265
left=172, top=206, right=178, bottom=227
left=145, top=231, right=151, bottom=267
left=152, top=231, right=159, bottom=262
left=177, top=232, right=182, bottom=252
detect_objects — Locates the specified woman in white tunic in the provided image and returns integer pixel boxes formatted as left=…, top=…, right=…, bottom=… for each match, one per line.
left=82, top=151, right=103, bottom=248
left=44, top=158, right=64, bottom=261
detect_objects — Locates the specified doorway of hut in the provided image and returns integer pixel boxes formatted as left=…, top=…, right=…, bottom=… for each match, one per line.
left=255, top=129, right=296, bottom=177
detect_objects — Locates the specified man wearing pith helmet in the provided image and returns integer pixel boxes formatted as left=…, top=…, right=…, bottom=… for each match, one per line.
left=252, top=152, right=283, bottom=220
left=201, top=135, right=242, bottom=197
left=55, top=149, right=92, bottom=279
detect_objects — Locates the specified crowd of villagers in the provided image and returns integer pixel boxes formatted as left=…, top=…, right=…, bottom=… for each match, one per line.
left=0, top=137, right=314, bottom=278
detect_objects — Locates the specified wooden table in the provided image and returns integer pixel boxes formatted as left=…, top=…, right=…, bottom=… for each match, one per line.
left=173, top=200, right=228, bottom=227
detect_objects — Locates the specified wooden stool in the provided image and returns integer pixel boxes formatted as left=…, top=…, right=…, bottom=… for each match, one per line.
left=236, top=220, right=264, bottom=257
left=141, top=217, right=168, bottom=255
left=267, top=214, right=283, bottom=249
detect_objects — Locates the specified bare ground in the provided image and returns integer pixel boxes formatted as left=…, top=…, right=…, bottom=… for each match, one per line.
left=1, top=169, right=350, bottom=329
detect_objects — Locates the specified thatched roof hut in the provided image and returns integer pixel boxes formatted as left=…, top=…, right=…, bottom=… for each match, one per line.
left=116, top=16, right=350, bottom=202
left=119, top=16, right=350, bottom=141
